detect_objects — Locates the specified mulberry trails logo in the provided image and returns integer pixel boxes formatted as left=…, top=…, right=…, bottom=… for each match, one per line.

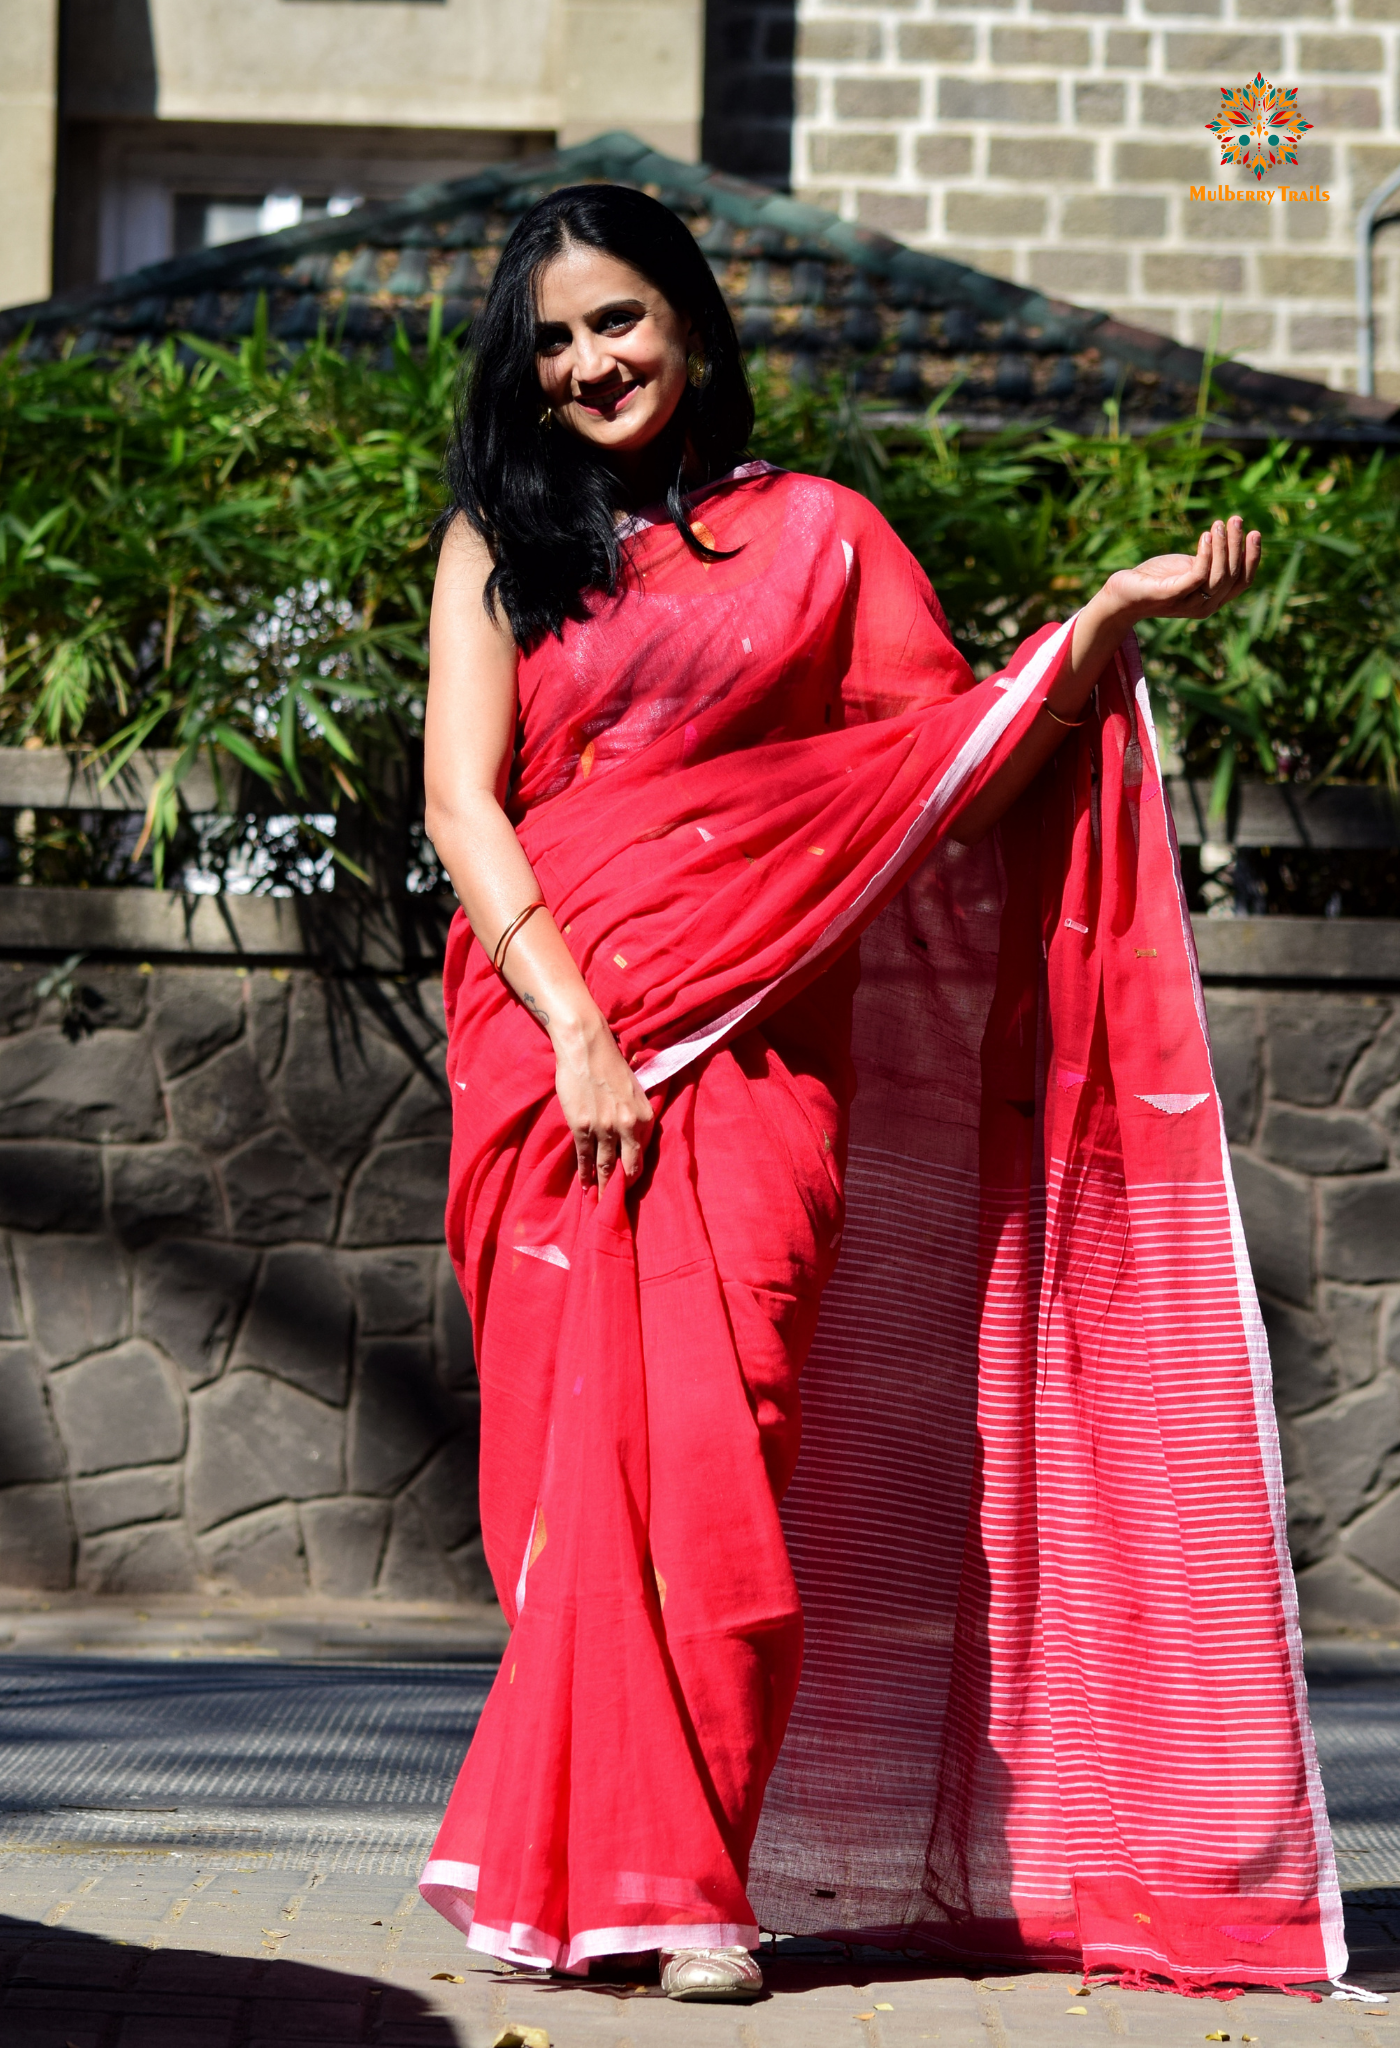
left=1193, top=71, right=1328, bottom=205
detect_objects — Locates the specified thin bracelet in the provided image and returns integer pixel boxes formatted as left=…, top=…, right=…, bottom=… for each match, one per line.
left=1042, top=701, right=1087, bottom=729
left=492, top=899, right=546, bottom=976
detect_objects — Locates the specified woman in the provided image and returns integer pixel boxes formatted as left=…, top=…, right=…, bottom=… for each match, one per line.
left=418, top=184, right=1344, bottom=2002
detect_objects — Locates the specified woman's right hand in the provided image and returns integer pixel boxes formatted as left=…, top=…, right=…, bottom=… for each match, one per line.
left=551, top=1009, right=656, bottom=1195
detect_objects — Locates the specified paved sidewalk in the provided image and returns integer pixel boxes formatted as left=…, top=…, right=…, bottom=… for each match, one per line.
left=3, top=1867, right=1396, bottom=2048
left=0, top=1590, right=509, bottom=1664
left=3, top=1600, right=1399, bottom=2046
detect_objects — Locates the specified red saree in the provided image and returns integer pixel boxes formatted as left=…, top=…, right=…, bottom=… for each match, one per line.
left=421, top=463, right=1344, bottom=1990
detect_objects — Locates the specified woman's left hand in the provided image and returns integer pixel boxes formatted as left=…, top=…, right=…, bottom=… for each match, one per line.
left=1101, top=513, right=1262, bottom=625
left=949, top=512, right=1262, bottom=847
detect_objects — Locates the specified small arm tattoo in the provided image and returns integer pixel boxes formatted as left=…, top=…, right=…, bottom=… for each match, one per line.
left=520, top=991, right=551, bottom=1028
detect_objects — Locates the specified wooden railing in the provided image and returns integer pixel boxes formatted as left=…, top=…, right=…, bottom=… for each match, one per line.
left=0, top=746, right=229, bottom=814
left=3, top=747, right=1396, bottom=847
left=1, top=748, right=1396, bottom=976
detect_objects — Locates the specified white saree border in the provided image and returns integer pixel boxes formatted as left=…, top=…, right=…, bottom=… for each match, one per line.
left=417, top=1858, right=758, bottom=1974
left=632, top=616, right=1076, bottom=1094
left=421, top=1856, right=479, bottom=1891
left=565, top=1921, right=761, bottom=1970
left=419, top=1859, right=570, bottom=1971
left=1125, top=633, right=1348, bottom=1984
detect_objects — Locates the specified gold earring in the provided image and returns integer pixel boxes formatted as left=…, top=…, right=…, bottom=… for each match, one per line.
left=686, top=351, right=708, bottom=389
left=538, top=404, right=553, bottom=427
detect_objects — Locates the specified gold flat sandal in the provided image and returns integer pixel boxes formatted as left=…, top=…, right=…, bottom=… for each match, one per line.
left=660, top=1946, right=764, bottom=2001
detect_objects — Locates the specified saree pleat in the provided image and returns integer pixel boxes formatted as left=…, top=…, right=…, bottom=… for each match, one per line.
left=423, top=464, right=1343, bottom=1987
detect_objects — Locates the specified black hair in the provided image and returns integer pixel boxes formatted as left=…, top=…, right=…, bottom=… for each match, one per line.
left=442, top=183, right=754, bottom=647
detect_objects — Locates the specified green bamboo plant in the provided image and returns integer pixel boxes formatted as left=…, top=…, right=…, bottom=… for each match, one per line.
left=754, top=364, right=1400, bottom=816
left=2, top=315, right=1398, bottom=890
left=0, top=304, right=451, bottom=884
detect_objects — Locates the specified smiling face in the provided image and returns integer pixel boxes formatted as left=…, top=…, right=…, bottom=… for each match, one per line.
left=533, top=241, right=696, bottom=473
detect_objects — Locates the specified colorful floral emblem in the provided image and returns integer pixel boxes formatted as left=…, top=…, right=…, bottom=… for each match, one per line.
left=1206, top=73, right=1312, bottom=183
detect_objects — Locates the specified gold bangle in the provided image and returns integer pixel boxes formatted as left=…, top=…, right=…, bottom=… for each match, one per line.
left=492, top=898, right=546, bottom=976
left=1042, top=701, right=1087, bottom=729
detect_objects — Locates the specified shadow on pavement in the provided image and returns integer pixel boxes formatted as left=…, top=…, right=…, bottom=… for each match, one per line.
left=542, top=1942, right=982, bottom=2003
left=756, top=1942, right=1020, bottom=1998
left=0, top=1913, right=457, bottom=2046
left=1343, top=1891, right=1400, bottom=1996
left=577, top=1924, right=1400, bottom=2005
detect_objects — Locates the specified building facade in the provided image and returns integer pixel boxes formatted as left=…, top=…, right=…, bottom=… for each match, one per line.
left=2, top=2, right=1397, bottom=425
left=0, top=0, right=703, bottom=306
left=793, top=0, right=1400, bottom=395
left=0, top=1, right=61, bottom=315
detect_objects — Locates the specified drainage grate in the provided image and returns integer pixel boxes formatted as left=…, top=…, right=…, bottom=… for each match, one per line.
left=1309, top=1674, right=1400, bottom=1887
left=0, top=1656, right=494, bottom=1874
left=4, top=1656, right=1400, bottom=1888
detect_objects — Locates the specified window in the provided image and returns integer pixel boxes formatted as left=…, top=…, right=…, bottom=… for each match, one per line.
left=174, top=192, right=363, bottom=256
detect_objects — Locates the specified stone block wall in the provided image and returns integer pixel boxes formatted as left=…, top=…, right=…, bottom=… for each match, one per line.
left=793, top=0, right=1400, bottom=397
left=0, top=959, right=485, bottom=1603
left=1208, top=986, right=1400, bottom=1634
left=5, top=937, right=1400, bottom=1634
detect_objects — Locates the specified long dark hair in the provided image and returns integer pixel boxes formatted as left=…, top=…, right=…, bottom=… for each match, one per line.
left=443, top=184, right=754, bottom=647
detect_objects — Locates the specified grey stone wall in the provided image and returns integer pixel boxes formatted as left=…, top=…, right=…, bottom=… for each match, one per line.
left=0, top=959, right=484, bottom=1603
left=4, top=933, right=1400, bottom=1634
left=1208, top=986, right=1400, bottom=1636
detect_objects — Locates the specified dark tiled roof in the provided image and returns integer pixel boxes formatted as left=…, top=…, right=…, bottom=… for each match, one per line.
left=4, top=130, right=1396, bottom=443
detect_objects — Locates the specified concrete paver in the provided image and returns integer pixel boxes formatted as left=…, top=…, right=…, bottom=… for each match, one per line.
left=4, top=1845, right=1396, bottom=2045
left=3, top=1603, right=1399, bottom=2045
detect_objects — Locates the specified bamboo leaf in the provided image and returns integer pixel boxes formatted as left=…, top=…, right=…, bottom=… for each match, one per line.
left=278, top=688, right=307, bottom=797
left=294, top=689, right=359, bottom=762
left=207, top=720, right=280, bottom=784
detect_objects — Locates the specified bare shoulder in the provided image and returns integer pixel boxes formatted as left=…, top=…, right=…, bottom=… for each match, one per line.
left=431, top=514, right=515, bottom=658
left=426, top=515, right=518, bottom=787
left=435, top=512, right=496, bottom=601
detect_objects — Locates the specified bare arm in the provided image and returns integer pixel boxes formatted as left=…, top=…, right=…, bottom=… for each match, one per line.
left=950, top=514, right=1262, bottom=844
left=423, top=518, right=653, bottom=1192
